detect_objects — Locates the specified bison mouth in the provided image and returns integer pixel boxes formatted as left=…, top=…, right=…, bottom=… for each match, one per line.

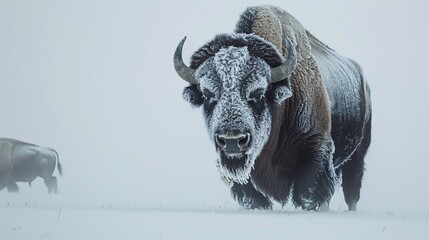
left=217, top=150, right=253, bottom=184
left=220, top=151, right=247, bottom=170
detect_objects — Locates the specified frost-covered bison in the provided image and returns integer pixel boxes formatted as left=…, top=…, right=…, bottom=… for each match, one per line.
left=0, top=138, right=63, bottom=193
left=174, top=5, right=371, bottom=211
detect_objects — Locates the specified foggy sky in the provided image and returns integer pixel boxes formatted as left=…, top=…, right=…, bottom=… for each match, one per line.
left=0, top=0, right=428, bottom=213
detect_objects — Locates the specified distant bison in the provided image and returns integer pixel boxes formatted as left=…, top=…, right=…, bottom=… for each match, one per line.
left=174, top=5, right=371, bottom=211
left=0, top=138, right=63, bottom=193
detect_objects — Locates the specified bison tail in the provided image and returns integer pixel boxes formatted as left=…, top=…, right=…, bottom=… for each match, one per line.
left=57, top=161, right=63, bottom=176
left=49, top=148, right=63, bottom=177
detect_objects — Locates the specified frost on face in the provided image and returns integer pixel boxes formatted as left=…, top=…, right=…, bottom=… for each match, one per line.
left=196, top=46, right=272, bottom=184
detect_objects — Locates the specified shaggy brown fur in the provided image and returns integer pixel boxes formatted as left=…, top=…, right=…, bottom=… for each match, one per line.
left=180, top=5, right=371, bottom=211
left=235, top=6, right=335, bottom=206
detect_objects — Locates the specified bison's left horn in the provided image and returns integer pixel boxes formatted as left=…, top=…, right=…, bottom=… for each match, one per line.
left=174, top=37, right=198, bottom=85
left=270, top=36, right=297, bottom=83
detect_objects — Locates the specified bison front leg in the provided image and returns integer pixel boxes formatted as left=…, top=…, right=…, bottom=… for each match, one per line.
left=7, top=182, right=19, bottom=192
left=2, top=174, right=19, bottom=192
left=292, top=141, right=336, bottom=211
left=230, top=181, right=273, bottom=210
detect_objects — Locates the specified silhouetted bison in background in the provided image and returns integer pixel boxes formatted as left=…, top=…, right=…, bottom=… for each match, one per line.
left=0, top=138, right=62, bottom=193
left=174, top=5, right=371, bottom=211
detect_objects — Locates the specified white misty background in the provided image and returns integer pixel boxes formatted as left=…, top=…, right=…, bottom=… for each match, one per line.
left=0, top=0, right=428, bottom=215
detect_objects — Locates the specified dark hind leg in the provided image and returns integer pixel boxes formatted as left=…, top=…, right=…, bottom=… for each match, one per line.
left=44, top=177, right=58, bottom=193
left=342, top=119, right=371, bottom=211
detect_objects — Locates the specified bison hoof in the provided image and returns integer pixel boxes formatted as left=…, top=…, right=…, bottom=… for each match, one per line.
left=299, top=196, right=319, bottom=211
left=239, top=196, right=272, bottom=210
left=301, top=203, right=318, bottom=211
left=6, top=182, right=19, bottom=193
left=348, top=203, right=357, bottom=211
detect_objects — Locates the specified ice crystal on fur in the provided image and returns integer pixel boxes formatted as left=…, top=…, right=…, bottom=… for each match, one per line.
left=197, top=46, right=272, bottom=183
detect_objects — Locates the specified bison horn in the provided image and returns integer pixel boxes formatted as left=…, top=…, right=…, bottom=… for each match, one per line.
left=270, top=36, right=297, bottom=83
left=174, top=37, right=198, bottom=85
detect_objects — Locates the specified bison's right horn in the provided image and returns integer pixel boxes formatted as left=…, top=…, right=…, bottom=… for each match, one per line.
left=174, top=37, right=198, bottom=85
left=270, top=36, right=297, bottom=83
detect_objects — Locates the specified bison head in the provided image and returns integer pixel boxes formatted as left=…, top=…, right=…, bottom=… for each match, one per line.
left=174, top=33, right=297, bottom=184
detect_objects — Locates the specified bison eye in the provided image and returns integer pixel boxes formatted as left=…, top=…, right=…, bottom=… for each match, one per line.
left=248, top=88, right=265, bottom=102
left=202, top=89, right=217, bottom=103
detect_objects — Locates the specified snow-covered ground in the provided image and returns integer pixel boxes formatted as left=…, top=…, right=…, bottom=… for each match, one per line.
left=1, top=0, right=429, bottom=239
left=1, top=193, right=428, bottom=240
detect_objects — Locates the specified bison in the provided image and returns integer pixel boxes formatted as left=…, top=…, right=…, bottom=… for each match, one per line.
left=174, top=5, right=371, bottom=211
left=0, top=138, right=63, bottom=193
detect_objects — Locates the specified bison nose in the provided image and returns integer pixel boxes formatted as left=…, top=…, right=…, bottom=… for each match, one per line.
left=215, top=132, right=250, bottom=153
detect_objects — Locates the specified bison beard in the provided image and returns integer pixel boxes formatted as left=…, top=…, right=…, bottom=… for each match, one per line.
left=219, top=152, right=247, bottom=175
left=174, top=5, right=371, bottom=212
